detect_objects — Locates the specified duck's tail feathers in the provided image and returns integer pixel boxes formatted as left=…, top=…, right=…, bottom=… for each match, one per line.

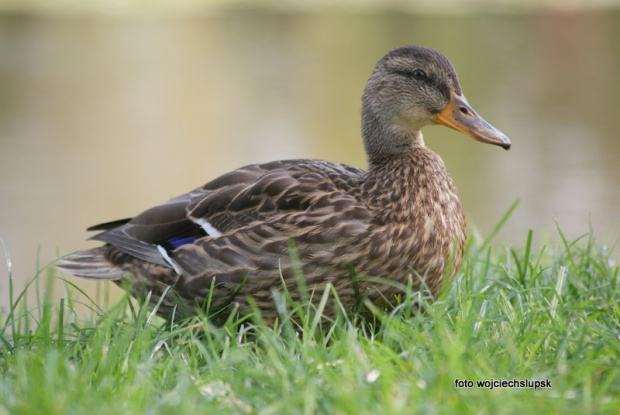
left=55, top=247, right=125, bottom=280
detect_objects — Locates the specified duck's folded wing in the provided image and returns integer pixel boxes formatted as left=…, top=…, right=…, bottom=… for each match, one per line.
left=187, top=160, right=368, bottom=233
left=88, top=159, right=368, bottom=270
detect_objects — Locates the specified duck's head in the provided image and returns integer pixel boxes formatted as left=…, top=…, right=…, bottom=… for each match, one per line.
left=362, top=46, right=511, bottom=161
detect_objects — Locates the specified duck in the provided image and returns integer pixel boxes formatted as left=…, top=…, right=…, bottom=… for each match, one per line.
left=56, top=46, right=511, bottom=324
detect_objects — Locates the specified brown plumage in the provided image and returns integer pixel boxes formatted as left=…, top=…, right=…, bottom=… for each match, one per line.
left=56, top=46, right=511, bottom=324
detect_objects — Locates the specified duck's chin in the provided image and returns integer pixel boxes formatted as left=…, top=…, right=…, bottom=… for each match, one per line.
left=391, top=110, right=434, bottom=132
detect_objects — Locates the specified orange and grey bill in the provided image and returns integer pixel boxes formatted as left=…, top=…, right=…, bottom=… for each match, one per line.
left=432, top=92, right=511, bottom=150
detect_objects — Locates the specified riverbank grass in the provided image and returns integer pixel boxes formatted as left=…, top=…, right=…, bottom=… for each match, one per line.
left=1, top=223, right=618, bottom=414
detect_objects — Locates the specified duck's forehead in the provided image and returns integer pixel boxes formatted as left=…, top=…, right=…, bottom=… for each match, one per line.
left=382, top=47, right=450, bottom=73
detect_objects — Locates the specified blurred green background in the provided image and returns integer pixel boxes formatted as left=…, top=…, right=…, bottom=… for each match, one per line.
left=1, top=1, right=619, bottom=311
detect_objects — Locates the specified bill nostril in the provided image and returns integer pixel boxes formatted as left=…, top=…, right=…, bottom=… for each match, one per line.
left=459, top=107, right=471, bottom=115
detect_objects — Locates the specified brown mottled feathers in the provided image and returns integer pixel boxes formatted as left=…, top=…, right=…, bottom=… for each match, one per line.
left=59, top=152, right=465, bottom=323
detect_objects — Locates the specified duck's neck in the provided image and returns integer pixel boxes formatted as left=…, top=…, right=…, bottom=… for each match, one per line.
left=361, top=105, right=426, bottom=166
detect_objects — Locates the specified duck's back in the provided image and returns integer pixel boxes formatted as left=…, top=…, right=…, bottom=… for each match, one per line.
left=59, top=159, right=379, bottom=320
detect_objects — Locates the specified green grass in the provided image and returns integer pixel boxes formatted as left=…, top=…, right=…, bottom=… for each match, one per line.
left=1, top=221, right=619, bottom=414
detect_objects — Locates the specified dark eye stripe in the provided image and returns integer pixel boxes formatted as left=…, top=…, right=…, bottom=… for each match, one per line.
left=394, top=69, right=428, bottom=81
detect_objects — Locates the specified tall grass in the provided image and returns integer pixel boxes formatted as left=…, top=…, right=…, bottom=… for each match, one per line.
left=1, top=220, right=619, bottom=414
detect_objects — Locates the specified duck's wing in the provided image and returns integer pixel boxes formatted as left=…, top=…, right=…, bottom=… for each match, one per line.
left=88, top=159, right=369, bottom=271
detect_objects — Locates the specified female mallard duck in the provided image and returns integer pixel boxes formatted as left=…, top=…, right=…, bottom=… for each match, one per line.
left=57, top=46, right=510, bottom=323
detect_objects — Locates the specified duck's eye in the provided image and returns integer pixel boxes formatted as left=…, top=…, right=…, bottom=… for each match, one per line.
left=411, top=69, right=427, bottom=80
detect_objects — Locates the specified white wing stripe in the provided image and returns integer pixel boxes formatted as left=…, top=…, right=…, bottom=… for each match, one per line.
left=156, top=245, right=182, bottom=275
left=193, top=218, right=222, bottom=237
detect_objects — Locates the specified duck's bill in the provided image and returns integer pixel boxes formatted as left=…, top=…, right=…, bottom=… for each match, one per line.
left=432, top=92, right=511, bottom=150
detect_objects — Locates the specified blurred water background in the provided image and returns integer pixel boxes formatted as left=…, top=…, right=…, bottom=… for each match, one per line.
left=1, top=0, right=619, bottom=312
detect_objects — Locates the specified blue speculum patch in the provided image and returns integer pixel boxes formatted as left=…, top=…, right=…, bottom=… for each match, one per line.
left=166, top=235, right=198, bottom=249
